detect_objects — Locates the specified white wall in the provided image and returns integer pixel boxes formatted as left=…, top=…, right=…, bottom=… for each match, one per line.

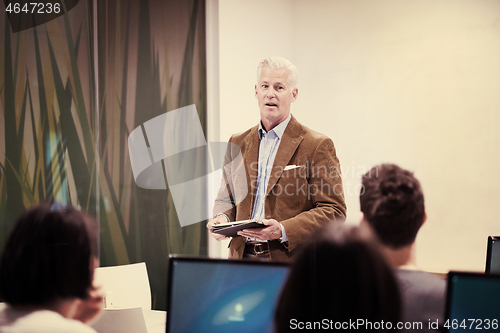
left=218, top=0, right=295, bottom=140
left=216, top=0, right=500, bottom=272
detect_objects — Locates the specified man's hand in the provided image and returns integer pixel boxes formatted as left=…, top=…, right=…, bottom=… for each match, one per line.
left=207, top=215, right=230, bottom=241
left=72, top=283, right=105, bottom=325
left=237, top=219, right=282, bottom=240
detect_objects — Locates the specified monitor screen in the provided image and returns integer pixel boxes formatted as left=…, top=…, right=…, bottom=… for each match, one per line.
left=445, top=272, right=500, bottom=332
left=166, top=256, right=290, bottom=333
left=485, top=236, right=500, bottom=274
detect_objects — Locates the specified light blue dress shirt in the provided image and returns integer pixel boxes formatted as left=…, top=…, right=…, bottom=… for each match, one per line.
left=250, top=114, right=291, bottom=243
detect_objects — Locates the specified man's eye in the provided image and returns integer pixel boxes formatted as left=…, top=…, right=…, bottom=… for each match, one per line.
left=262, top=84, right=268, bottom=88
left=278, top=86, right=284, bottom=90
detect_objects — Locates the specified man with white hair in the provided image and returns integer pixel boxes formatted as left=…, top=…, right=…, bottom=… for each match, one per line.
left=207, top=56, right=346, bottom=261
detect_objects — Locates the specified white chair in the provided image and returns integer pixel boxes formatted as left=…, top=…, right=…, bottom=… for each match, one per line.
left=91, top=262, right=166, bottom=333
left=93, top=262, right=151, bottom=310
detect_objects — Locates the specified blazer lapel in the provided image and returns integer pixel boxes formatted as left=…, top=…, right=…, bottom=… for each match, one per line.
left=243, top=126, right=260, bottom=206
left=266, top=116, right=303, bottom=196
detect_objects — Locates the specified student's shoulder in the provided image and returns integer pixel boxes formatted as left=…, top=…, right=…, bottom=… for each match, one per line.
left=396, top=268, right=447, bottom=293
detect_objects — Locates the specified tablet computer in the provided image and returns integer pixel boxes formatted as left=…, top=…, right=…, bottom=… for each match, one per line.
left=210, top=219, right=265, bottom=237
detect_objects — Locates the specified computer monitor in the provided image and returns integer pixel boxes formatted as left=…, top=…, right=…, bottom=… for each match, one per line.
left=445, top=271, right=500, bottom=332
left=485, top=236, right=500, bottom=274
left=166, top=256, right=290, bottom=333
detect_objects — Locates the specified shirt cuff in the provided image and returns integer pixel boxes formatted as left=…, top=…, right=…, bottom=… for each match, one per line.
left=215, top=213, right=230, bottom=223
left=279, top=223, right=288, bottom=243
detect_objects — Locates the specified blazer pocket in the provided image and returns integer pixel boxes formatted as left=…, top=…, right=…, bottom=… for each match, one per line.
left=271, top=166, right=308, bottom=206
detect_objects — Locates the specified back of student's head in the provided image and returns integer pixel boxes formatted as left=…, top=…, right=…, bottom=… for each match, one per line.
left=274, top=222, right=401, bottom=332
left=360, top=164, right=425, bottom=249
left=0, top=201, right=98, bottom=306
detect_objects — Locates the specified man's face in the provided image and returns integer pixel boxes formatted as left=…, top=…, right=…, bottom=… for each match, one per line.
left=255, top=66, right=298, bottom=131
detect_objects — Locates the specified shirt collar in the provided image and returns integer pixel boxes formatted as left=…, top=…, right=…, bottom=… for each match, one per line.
left=258, top=114, right=292, bottom=140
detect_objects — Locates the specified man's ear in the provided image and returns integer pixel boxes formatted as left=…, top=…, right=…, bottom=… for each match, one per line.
left=359, top=214, right=374, bottom=234
left=421, top=213, right=427, bottom=226
left=255, top=84, right=258, bottom=99
left=360, top=212, right=368, bottom=226
left=291, top=88, right=298, bottom=102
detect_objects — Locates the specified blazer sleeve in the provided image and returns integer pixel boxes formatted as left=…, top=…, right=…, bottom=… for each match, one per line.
left=280, top=137, right=347, bottom=252
left=212, top=135, right=238, bottom=221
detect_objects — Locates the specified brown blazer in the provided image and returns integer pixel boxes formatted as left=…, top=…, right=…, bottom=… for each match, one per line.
left=213, top=115, right=346, bottom=261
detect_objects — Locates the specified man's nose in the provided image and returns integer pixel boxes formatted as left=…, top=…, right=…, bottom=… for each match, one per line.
left=266, top=89, right=276, bottom=98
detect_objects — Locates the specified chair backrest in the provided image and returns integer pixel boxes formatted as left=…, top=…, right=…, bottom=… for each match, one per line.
left=94, top=262, right=151, bottom=310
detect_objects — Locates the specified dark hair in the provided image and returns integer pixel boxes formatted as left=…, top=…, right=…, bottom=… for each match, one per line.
left=360, top=164, right=425, bottom=249
left=274, top=222, right=401, bottom=332
left=0, top=202, right=98, bottom=306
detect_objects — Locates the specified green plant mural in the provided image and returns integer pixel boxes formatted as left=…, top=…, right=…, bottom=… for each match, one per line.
left=1, top=0, right=98, bottom=239
left=0, top=0, right=207, bottom=310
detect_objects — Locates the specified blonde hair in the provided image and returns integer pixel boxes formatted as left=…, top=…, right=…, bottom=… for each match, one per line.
left=256, top=56, right=298, bottom=89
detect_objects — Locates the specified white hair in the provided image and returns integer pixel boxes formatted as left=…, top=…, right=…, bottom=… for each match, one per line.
left=256, top=56, right=299, bottom=89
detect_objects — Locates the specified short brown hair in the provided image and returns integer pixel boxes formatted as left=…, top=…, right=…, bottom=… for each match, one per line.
left=360, top=164, right=425, bottom=249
